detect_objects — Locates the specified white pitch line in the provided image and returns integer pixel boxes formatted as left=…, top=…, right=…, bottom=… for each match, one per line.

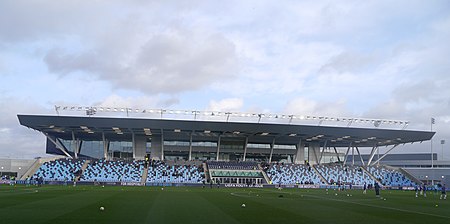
left=294, top=191, right=450, bottom=220
left=238, top=188, right=450, bottom=220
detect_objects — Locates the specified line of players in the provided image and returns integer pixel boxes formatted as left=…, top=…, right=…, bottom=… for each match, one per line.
left=414, top=184, right=447, bottom=199
left=345, top=182, right=447, bottom=200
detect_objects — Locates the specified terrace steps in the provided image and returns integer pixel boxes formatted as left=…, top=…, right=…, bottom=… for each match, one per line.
left=312, top=165, right=328, bottom=184
left=398, top=167, right=422, bottom=185
left=360, top=166, right=383, bottom=186
left=76, top=160, right=90, bottom=181
left=20, top=157, right=58, bottom=180
left=258, top=163, right=271, bottom=184
left=141, top=165, right=149, bottom=185
left=203, top=162, right=211, bottom=183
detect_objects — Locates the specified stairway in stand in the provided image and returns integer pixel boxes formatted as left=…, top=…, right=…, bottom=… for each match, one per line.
left=257, top=163, right=271, bottom=184
left=312, top=165, right=329, bottom=184
left=203, top=162, right=211, bottom=183
left=141, top=165, right=149, bottom=185
left=360, top=166, right=383, bottom=186
left=76, top=160, right=90, bottom=181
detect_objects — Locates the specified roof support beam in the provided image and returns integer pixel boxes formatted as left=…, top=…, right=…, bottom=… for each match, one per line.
left=372, top=144, right=399, bottom=165
left=318, top=140, right=328, bottom=165
left=355, top=146, right=365, bottom=166
left=366, top=145, right=378, bottom=166
left=44, top=133, right=72, bottom=158
left=333, top=147, right=341, bottom=162
left=72, top=131, right=77, bottom=159
left=343, top=142, right=352, bottom=166
left=269, top=138, right=275, bottom=163
left=352, top=146, right=355, bottom=165
left=243, top=137, right=249, bottom=161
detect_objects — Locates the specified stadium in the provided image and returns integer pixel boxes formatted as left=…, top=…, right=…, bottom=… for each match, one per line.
left=0, top=107, right=448, bottom=223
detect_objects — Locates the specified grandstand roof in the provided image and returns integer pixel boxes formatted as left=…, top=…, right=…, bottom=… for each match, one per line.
left=17, top=114, right=434, bottom=147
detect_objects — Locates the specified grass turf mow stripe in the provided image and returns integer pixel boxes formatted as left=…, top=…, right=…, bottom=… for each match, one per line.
left=0, top=185, right=448, bottom=224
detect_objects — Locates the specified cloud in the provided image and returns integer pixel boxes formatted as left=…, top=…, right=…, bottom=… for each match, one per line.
left=319, top=51, right=380, bottom=74
left=0, top=95, right=50, bottom=158
left=92, top=94, right=182, bottom=109
left=44, top=30, right=238, bottom=94
left=207, top=98, right=244, bottom=112
left=283, top=97, right=350, bottom=117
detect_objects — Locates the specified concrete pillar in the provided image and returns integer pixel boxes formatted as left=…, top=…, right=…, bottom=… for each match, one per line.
left=243, top=137, right=248, bottom=161
left=150, top=134, right=163, bottom=161
left=134, top=135, right=147, bottom=160
left=189, top=132, right=193, bottom=161
left=294, top=140, right=305, bottom=164
left=308, top=142, right=321, bottom=165
left=102, top=132, right=108, bottom=160
left=269, top=138, right=275, bottom=163
left=216, top=136, right=221, bottom=161
left=161, top=131, right=164, bottom=161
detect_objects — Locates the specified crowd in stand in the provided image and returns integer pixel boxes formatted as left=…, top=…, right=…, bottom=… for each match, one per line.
left=366, top=166, right=416, bottom=187
left=267, top=163, right=322, bottom=185
left=315, top=164, right=374, bottom=186
left=80, top=160, right=144, bottom=182
left=33, top=158, right=84, bottom=182
left=30, top=158, right=418, bottom=187
left=146, top=160, right=205, bottom=183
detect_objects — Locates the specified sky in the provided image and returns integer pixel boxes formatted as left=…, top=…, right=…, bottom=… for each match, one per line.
left=1, top=0, right=450, bottom=159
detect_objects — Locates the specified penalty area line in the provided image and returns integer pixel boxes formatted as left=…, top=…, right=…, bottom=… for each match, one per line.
left=304, top=194, right=450, bottom=220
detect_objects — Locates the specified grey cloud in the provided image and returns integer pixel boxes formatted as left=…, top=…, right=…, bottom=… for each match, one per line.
left=159, top=97, right=180, bottom=107
left=0, top=1, right=101, bottom=43
left=44, top=31, right=238, bottom=94
left=319, top=51, right=380, bottom=74
left=0, top=95, right=50, bottom=158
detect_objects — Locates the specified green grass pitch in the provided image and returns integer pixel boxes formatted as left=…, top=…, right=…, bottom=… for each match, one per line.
left=0, top=185, right=448, bottom=224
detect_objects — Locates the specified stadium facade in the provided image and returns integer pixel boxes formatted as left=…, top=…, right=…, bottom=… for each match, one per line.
left=17, top=114, right=434, bottom=166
